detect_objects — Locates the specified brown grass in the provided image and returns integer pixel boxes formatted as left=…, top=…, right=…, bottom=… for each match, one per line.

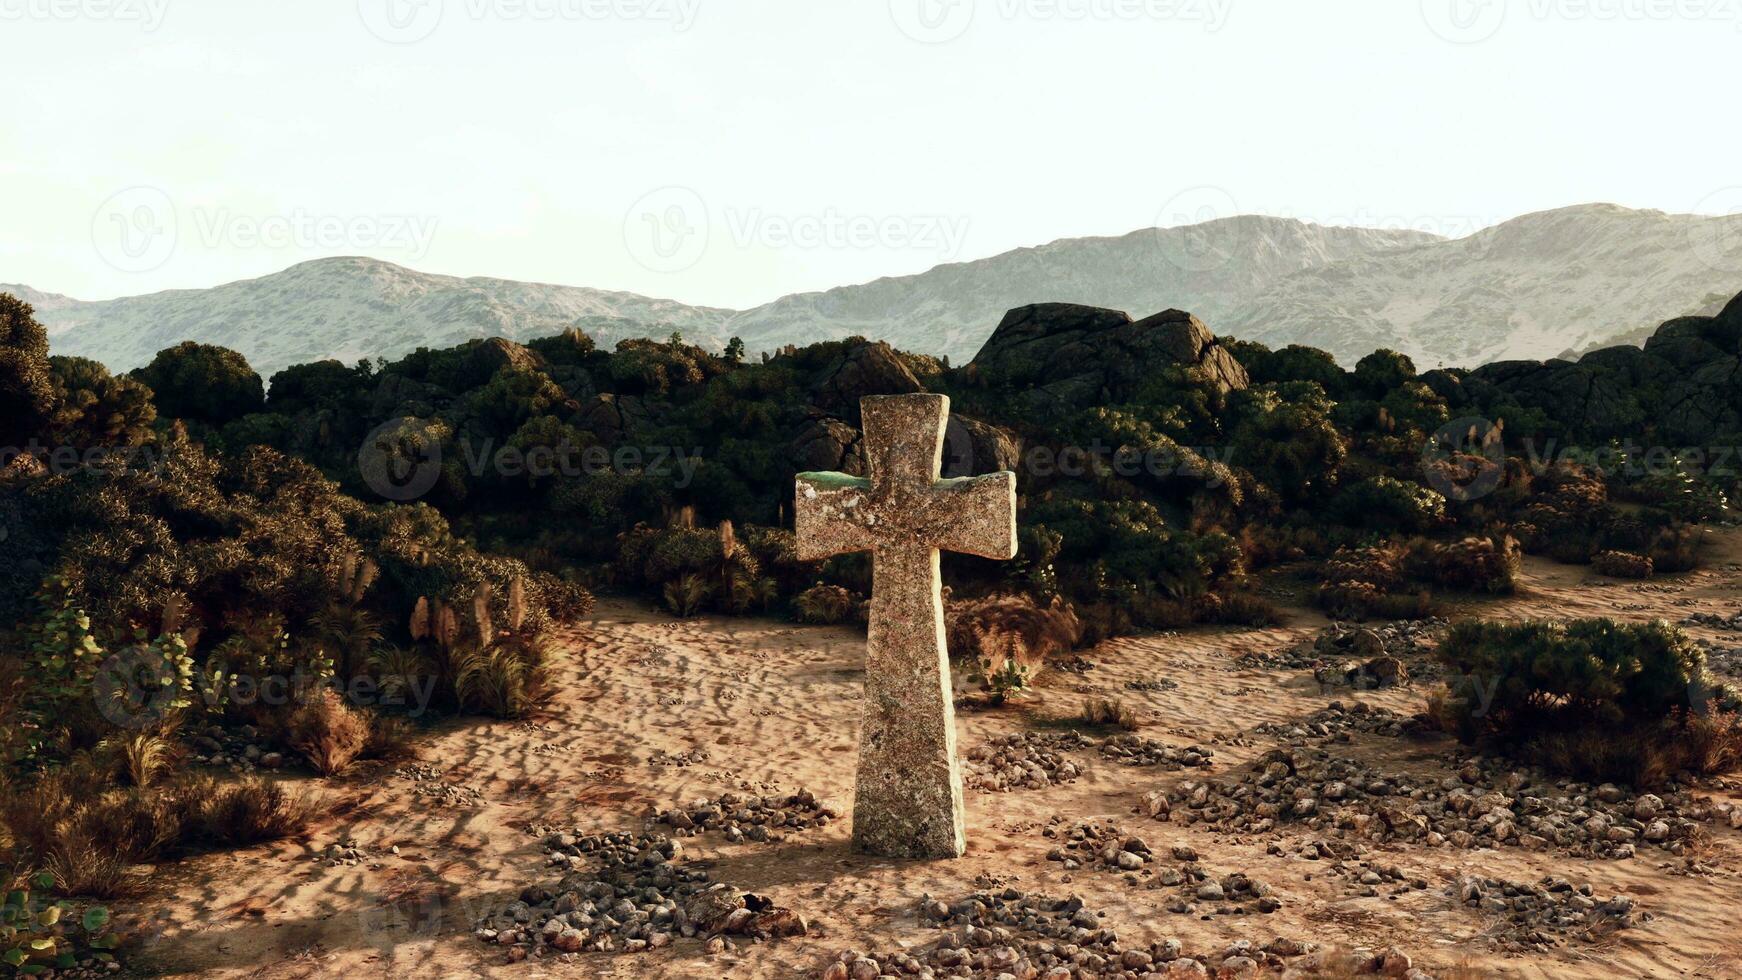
left=947, top=593, right=1082, bottom=682
left=1526, top=709, right=1742, bottom=788
left=286, top=690, right=372, bottom=776
left=1078, top=697, right=1139, bottom=731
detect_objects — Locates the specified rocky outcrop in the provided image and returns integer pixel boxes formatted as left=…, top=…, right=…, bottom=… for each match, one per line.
left=576, top=393, right=649, bottom=445
left=810, top=341, right=925, bottom=420
left=791, top=416, right=865, bottom=477
left=966, top=303, right=1249, bottom=417
left=1469, top=289, right=1742, bottom=444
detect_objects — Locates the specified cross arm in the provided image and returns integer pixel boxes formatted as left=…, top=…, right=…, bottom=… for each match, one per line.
left=794, top=471, right=878, bottom=561
left=928, top=472, right=1018, bottom=560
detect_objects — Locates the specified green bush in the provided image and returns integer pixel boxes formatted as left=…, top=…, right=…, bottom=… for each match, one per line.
left=1434, top=618, right=1713, bottom=738
left=1333, top=476, right=1446, bottom=532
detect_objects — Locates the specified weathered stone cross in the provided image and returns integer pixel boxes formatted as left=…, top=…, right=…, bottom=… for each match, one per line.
left=795, top=394, right=1017, bottom=859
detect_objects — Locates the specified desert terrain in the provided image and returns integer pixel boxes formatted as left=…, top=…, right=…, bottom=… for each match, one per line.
left=119, top=531, right=1742, bottom=980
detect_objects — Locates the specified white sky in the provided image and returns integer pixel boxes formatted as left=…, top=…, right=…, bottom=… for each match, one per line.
left=3, top=0, right=1739, bottom=307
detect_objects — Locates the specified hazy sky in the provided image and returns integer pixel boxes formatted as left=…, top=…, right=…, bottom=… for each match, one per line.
left=4, top=0, right=1739, bottom=306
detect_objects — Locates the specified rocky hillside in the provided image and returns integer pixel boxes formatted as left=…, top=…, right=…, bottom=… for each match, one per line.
left=721, top=216, right=1438, bottom=362
left=9, top=258, right=738, bottom=379
left=13, top=204, right=1740, bottom=378
left=1227, top=204, right=1742, bottom=367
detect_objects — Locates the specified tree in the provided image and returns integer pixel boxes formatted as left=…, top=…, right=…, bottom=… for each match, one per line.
left=47, top=356, right=158, bottom=449
left=0, top=292, right=54, bottom=449
left=130, top=341, right=265, bottom=425
left=1354, top=349, right=1417, bottom=396
left=725, top=337, right=746, bottom=364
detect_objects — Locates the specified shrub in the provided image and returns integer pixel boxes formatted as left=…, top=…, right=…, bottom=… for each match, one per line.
left=1320, top=545, right=1405, bottom=592
left=1648, top=523, right=1705, bottom=574
left=1317, top=582, right=1437, bottom=622
left=1433, top=618, right=1737, bottom=784
left=451, top=636, right=552, bottom=719
left=794, top=585, right=861, bottom=625
left=662, top=573, right=715, bottom=618
left=1333, top=476, right=1446, bottom=532
left=1202, top=591, right=1286, bottom=628
left=1426, top=535, right=1521, bottom=594
left=1079, top=697, right=1139, bottom=731
left=176, top=775, right=313, bottom=848
left=285, top=691, right=372, bottom=777
left=1591, top=550, right=1653, bottom=579
left=948, top=594, right=1081, bottom=702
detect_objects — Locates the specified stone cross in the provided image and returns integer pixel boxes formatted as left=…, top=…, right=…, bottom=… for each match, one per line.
left=794, top=393, right=1017, bottom=859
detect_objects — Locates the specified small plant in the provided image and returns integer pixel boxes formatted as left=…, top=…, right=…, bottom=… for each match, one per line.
left=113, top=731, right=179, bottom=789
left=793, top=584, right=861, bottom=625
left=2, top=872, right=117, bottom=975
left=451, top=636, right=552, bottom=719
left=662, top=573, right=715, bottom=618
left=285, top=691, right=371, bottom=777
left=1592, top=550, right=1653, bottom=579
left=973, top=652, right=1032, bottom=706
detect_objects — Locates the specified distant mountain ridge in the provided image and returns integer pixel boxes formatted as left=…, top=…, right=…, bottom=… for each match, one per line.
left=10, top=204, right=1740, bottom=379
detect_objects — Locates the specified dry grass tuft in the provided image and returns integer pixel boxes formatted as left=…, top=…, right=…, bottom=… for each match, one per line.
left=1078, top=697, right=1139, bottom=731
left=286, top=690, right=372, bottom=777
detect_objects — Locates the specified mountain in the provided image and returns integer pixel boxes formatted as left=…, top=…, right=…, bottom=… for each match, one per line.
left=11, top=258, right=737, bottom=379
left=1223, top=204, right=1742, bottom=367
left=718, top=217, right=1441, bottom=361
left=12, top=204, right=1741, bottom=379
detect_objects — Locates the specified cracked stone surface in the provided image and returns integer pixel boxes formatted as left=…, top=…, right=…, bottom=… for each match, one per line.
left=794, top=394, right=1017, bottom=859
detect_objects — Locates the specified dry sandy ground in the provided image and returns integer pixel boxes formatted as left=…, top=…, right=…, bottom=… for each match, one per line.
left=122, top=530, right=1742, bottom=979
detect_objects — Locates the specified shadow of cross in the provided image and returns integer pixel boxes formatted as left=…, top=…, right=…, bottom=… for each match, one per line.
left=794, top=393, right=1017, bottom=859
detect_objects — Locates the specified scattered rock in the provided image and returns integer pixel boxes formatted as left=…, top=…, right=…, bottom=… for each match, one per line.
left=655, top=789, right=836, bottom=842
left=476, top=830, right=804, bottom=962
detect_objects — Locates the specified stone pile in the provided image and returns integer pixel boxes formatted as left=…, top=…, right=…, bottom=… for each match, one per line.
left=185, top=723, right=283, bottom=773
left=1096, top=734, right=1214, bottom=770
left=1451, top=875, right=1643, bottom=950
left=963, top=733, right=1085, bottom=792
left=1685, top=610, right=1742, bottom=632
left=1253, top=701, right=1419, bottom=744
left=654, top=789, right=836, bottom=842
left=1321, top=858, right=1429, bottom=899
left=1151, top=747, right=1712, bottom=859
left=821, top=889, right=1431, bottom=979
left=1040, top=819, right=1283, bottom=915
left=1244, top=621, right=1446, bottom=679
left=474, top=830, right=805, bottom=962
left=393, top=763, right=486, bottom=808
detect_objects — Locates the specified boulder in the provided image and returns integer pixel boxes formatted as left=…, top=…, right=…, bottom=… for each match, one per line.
left=812, top=341, right=924, bottom=419
left=966, top=303, right=1249, bottom=417
left=791, top=416, right=865, bottom=476
left=943, top=416, right=1022, bottom=478
left=575, top=393, right=649, bottom=444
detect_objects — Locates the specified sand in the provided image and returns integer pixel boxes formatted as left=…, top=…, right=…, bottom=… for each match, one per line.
left=120, top=528, right=1742, bottom=979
